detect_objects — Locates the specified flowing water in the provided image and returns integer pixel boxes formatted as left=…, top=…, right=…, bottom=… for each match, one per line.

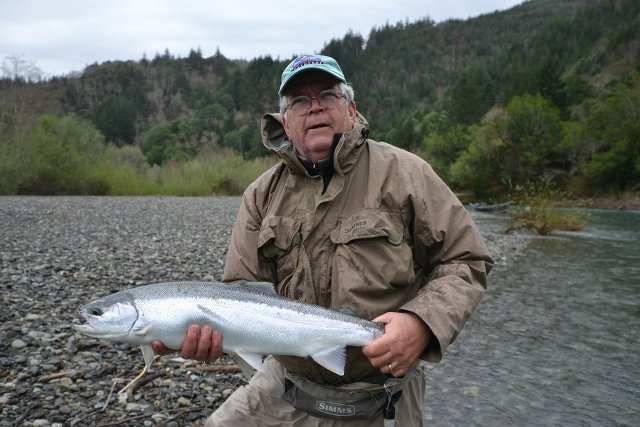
left=423, top=209, right=640, bottom=426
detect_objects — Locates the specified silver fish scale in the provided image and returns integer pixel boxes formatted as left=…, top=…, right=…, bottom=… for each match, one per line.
left=131, top=281, right=377, bottom=326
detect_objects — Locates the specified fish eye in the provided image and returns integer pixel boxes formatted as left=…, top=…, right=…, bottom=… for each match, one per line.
left=89, top=308, right=103, bottom=316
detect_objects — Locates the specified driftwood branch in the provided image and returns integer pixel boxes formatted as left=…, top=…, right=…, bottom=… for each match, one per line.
left=124, top=371, right=164, bottom=396
left=35, top=369, right=82, bottom=383
left=191, top=363, right=241, bottom=373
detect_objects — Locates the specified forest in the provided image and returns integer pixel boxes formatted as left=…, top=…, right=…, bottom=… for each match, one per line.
left=0, top=0, right=638, bottom=199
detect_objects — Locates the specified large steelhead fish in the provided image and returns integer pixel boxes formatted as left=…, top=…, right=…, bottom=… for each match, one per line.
left=73, top=281, right=384, bottom=376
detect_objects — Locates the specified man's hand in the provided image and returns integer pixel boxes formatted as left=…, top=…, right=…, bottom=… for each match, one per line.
left=362, top=312, right=432, bottom=377
left=151, top=325, right=223, bottom=362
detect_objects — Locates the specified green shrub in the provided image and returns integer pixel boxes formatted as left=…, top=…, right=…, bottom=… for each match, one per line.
left=507, top=180, right=587, bottom=235
left=91, top=144, right=160, bottom=195
left=0, top=134, right=24, bottom=194
left=0, top=113, right=276, bottom=196
left=5, top=115, right=108, bottom=194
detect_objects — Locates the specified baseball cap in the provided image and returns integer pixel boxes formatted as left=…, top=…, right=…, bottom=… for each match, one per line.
left=279, top=54, right=346, bottom=95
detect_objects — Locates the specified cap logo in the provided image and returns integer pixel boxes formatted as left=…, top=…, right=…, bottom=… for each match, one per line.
left=292, top=55, right=324, bottom=71
left=279, top=54, right=344, bottom=95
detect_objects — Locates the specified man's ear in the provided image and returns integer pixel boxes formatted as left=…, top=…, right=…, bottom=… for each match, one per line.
left=283, top=116, right=291, bottom=139
left=348, top=101, right=357, bottom=124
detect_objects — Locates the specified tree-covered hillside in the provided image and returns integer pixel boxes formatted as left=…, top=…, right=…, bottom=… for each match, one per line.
left=1, top=0, right=638, bottom=197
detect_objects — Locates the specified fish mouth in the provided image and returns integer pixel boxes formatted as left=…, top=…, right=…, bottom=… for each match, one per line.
left=76, top=307, right=95, bottom=324
left=72, top=323, right=96, bottom=335
left=72, top=309, right=99, bottom=335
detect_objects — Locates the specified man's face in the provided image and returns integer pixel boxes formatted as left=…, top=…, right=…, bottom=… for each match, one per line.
left=283, top=71, right=356, bottom=164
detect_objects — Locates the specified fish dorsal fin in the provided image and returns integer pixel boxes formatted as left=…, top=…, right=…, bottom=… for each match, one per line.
left=311, top=346, right=346, bottom=376
left=241, top=281, right=277, bottom=295
left=337, top=307, right=354, bottom=316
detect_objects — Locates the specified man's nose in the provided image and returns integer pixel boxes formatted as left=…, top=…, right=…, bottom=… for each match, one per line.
left=308, top=97, right=324, bottom=113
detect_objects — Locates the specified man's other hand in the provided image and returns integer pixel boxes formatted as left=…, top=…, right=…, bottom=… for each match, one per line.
left=151, top=325, right=223, bottom=362
left=362, top=312, right=432, bottom=377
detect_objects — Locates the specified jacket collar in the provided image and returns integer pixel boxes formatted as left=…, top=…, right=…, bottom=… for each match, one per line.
left=260, top=112, right=370, bottom=176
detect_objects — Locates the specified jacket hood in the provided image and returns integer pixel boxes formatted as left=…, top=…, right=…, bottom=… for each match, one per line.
left=260, top=112, right=370, bottom=176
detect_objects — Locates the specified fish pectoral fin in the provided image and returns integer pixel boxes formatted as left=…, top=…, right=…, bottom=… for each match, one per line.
left=132, top=313, right=153, bottom=337
left=311, top=346, right=346, bottom=376
left=132, top=324, right=152, bottom=336
left=235, top=351, right=265, bottom=371
left=140, top=344, right=156, bottom=368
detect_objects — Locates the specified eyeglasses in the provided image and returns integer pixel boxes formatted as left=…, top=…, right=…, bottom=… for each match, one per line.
left=286, top=89, right=346, bottom=115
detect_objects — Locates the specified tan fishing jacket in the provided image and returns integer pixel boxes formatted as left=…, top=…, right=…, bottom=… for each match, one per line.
left=222, top=112, right=494, bottom=385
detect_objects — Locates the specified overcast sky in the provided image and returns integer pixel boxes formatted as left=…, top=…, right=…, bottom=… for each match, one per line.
left=1, top=0, right=523, bottom=77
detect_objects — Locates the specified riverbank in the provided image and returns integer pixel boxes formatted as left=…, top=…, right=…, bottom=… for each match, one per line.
left=0, top=197, right=529, bottom=426
left=579, top=194, right=640, bottom=211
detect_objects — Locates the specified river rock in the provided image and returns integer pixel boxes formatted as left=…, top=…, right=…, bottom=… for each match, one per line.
left=11, top=339, right=27, bottom=349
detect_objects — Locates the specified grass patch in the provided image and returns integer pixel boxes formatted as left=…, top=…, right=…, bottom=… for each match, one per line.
left=99, top=149, right=277, bottom=196
left=0, top=117, right=277, bottom=196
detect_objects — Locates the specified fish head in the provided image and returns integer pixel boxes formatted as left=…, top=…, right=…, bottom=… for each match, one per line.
left=73, top=292, right=138, bottom=340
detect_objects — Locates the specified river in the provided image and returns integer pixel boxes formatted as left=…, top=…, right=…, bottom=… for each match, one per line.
left=423, top=209, right=640, bottom=426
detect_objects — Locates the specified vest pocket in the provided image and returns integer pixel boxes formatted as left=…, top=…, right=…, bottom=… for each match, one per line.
left=330, top=212, right=415, bottom=315
left=258, top=216, right=303, bottom=288
left=259, top=216, right=302, bottom=256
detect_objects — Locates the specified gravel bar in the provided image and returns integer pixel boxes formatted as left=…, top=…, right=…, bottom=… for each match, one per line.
left=0, top=196, right=529, bottom=426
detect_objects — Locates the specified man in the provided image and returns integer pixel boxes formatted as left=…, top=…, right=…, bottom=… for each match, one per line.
left=153, top=54, right=494, bottom=426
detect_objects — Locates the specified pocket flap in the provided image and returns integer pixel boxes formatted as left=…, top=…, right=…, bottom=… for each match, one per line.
left=258, top=216, right=302, bottom=252
left=330, top=212, right=403, bottom=245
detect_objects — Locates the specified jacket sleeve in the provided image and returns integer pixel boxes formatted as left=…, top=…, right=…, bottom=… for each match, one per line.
left=399, top=162, right=494, bottom=362
left=222, top=184, right=277, bottom=283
